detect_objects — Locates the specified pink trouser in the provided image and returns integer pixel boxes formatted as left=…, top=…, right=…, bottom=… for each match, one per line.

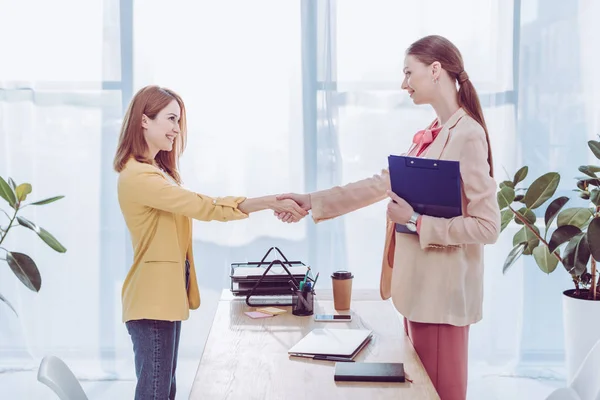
left=404, top=318, right=470, bottom=400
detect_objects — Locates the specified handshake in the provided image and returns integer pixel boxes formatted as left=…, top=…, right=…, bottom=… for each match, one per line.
left=270, top=193, right=311, bottom=223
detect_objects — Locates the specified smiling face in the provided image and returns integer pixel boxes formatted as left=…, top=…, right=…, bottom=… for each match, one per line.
left=401, top=54, right=440, bottom=105
left=142, top=99, right=181, bottom=157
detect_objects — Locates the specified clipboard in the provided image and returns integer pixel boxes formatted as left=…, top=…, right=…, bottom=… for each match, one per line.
left=388, top=155, right=462, bottom=234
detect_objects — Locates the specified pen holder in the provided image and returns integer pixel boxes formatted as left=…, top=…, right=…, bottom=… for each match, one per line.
left=292, top=289, right=314, bottom=316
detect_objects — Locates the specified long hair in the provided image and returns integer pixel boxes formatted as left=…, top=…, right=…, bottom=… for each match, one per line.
left=407, top=35, right=494, bottom=177
left=113, top=85, right=187, bottom=183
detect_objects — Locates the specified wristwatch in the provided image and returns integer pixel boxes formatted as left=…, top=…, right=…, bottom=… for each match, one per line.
left=405, top=211, right=421, bottom=232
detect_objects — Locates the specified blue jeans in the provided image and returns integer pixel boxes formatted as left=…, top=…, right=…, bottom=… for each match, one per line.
left=126, top=319, right=182, bottom=400
left=126, top=261, right=190, bottom=400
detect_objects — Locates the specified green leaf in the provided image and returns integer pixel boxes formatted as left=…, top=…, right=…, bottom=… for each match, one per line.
left=497, top=186, right=515, bottom=210
left=0, top=176, right=17, bottom=208
left=15, top=183, right=32, bottom=202
left=545, top=196, right=569, bottom=232
left=557, top=208, right=593, bottom=229
left=17, top=217, right=67, bottom=253
left=500, top=180, right=515, bottom=189
left=503, top=242, right=527, bottom=274
left=579, top=178, right=600, bottom=188
left=523, top=172, right=560, bottom=209
left=500, top=209, right=513, bottom=232
left=579, top=165, right=599, bottom=179
left=29, top=195, right=64, bottom=206
left=581, top=191, right=591, bottom=200
left=513, top=166, right=528, bottom=186
left=549, top=225, right=582, bottom=253
left=582, top=165, right=600, bottom=173
left=591, top=189, right=600, bottom=206
left=6, top=252, right=41, bottom=292
left=589, top=140, right=600, bottom=160
left=8, top=178, right=17, bottom=190
left=587, top=218, right=600, bottom=261
left=513, top=225, right=540, bottom=255
left=533, top=246, right=559, bottom=274
left=562, top=234, right=590, bottom=276
left=0, top=292, right=17, bottom=316
left=514, top=207, right=536, bottom=225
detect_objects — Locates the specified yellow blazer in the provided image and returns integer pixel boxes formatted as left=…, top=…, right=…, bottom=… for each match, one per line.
left=117, top=158, right=248, bottom=322
left=310, top=108, right=501, bottom=326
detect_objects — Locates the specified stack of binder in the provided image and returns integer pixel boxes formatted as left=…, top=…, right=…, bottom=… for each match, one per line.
left=230, top=262, right=308, bottom=296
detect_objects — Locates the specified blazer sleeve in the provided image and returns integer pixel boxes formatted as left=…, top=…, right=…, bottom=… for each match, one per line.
left=418, top=129, right=501, bottom=248
left=119, top=166, right=248, bottom=222
left=310, top=169, right=390, bottom=223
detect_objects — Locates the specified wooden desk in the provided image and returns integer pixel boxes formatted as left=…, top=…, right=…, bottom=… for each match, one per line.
left=190, top=289, right=439, bottom=400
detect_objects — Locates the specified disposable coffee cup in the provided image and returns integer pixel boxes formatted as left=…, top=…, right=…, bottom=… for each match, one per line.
left=331, top=270, right=353, bottom=310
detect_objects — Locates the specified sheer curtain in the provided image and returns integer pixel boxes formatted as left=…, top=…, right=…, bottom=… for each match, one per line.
left=515, top=0, right=600, bottom=374
left=2, top=0, right=598, bottom=392
left=0, top=0, right=127, bottom=379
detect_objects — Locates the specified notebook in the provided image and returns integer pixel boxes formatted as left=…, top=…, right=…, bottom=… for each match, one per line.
left=334, top=362, right=405, bottom=382
left=288, top=328, right=373, bottom=359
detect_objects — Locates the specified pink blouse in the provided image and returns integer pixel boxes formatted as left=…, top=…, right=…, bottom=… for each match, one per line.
left=408, top=120, right=443, bottom=233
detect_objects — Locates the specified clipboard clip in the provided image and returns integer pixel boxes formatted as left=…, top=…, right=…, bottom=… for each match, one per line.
left=405, top=156, right=440, bottom=169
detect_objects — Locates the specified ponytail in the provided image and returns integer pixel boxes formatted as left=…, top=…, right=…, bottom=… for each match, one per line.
left=406, top=35, right=494, bottom=178
left=458, top=77, right=494, bottom=178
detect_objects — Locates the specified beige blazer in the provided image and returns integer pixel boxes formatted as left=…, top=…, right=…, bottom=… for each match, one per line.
left=310, top=108, right=501, bottom=326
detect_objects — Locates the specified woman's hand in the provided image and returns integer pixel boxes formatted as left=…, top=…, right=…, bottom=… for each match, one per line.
left=386, top=190, right=414, bottom=224
left=238, top=195, right=307, bottom=221
left=270, top=198, right=308, bottom=223
left=274, top=193, right=311, bottom=223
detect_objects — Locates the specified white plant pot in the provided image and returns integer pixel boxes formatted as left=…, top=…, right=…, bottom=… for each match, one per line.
left=562, top=289, right=600, bottom=383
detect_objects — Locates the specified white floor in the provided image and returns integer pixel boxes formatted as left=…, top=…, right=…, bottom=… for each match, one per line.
left=0, top=359, right=564, bottom=399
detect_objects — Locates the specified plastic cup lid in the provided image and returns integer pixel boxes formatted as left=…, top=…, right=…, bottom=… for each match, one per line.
left=331, top=270, right=353, bottom=280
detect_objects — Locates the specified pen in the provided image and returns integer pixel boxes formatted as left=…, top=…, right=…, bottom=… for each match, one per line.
left=290, top=354, right=355, bottom=362
left=312, top=272, right=319, bottom=287
left=313, top=355, right=355, bottom=362
left=301, top=268, right=310, bottom=287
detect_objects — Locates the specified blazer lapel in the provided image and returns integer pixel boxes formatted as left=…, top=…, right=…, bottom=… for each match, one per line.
left=423, top=108, right=466, bottom=159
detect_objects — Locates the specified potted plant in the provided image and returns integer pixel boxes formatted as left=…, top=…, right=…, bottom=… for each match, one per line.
left=0, top=176, right=66, bottom=316
left=498, top=139, right=600, bottom=383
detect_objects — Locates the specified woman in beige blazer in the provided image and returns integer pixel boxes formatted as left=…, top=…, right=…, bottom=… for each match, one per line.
left=276, top=35, right=501, bottom=400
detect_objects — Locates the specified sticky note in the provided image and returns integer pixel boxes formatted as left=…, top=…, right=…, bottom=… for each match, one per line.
left=244, top=311, right=273, bottom=319
left=256, top=307, right=287, bottom=316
